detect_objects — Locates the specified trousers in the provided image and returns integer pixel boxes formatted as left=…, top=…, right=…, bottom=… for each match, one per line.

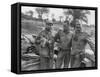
left=39, top=56, right=51, bottom=70
left=55, top=49, right=71, bottom=69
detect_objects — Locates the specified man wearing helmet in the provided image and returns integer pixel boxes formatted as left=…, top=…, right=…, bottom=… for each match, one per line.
left=35, top=21, right=54, bottom=69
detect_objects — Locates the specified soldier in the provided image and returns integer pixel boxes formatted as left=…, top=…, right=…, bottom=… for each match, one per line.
left=71, top=20, right=95, bottom=68
left=54, top=22, right=73, bottom=68
left=35, top=21, right=54, bottom=69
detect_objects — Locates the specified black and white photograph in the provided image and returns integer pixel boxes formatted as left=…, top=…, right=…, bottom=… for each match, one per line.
left=21, top=5, right=96, bottom=71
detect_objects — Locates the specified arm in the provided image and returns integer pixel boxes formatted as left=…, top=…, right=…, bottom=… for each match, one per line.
left=86, top=35, right=95, bottom=53
left=54, top=32, right=60, bottom=43
left=35, top=31, right=43, bottom=45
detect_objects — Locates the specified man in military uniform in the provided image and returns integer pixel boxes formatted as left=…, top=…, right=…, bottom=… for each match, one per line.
left=54, top=22, right=73, bottom=68
left=35, top=21, right=54, bottom=69
left=71, top=20, right=95, bottom=68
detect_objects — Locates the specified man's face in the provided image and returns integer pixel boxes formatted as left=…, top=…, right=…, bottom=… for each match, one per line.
left=75, top=22, right=82, bottom=33
left=45, top=25, right=52, bottom=31
left=63, top=24, right=70, bottom=33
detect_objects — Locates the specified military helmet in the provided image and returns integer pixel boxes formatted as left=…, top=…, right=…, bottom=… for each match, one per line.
left=45, top=21, right=53, bottom=26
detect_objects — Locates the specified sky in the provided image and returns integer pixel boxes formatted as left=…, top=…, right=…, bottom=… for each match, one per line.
left=21, top=6, right=95, bottom=25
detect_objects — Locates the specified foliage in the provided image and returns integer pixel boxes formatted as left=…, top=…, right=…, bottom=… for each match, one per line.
left=59, top=16, right=63, bottom=22
left=63, top=9, right=90, bottom=27
left=26, top=10, right=34, bottom=17
left=35, top=7, right=49, bottom=19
